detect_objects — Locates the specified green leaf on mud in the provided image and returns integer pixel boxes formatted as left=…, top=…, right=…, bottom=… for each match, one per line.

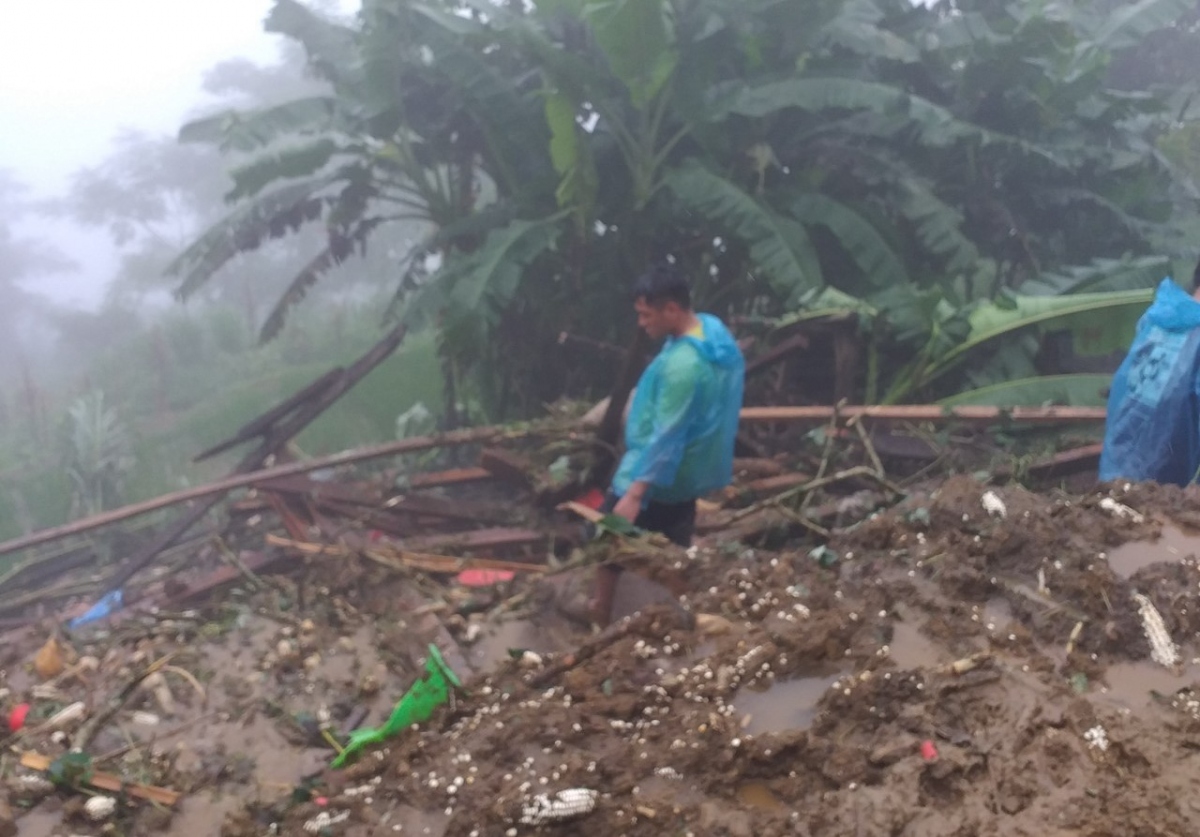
left=809, top=545, right=839, bottom=568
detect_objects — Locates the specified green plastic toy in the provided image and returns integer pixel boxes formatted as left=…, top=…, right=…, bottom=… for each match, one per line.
left=332, top=644, right=463, bottom=768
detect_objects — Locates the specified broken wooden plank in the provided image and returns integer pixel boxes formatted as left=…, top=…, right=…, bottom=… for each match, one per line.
left=401, top=527, right=545, bottom=554
left=257, top=475, right=383, bottom=507
left=265, top=534, right=543, bottom=575
left=729, top=472, right=812, bottom=498
left=383, top=494, right=506, bottom=523
left=994, top=442, right=1104, bottom=482
left=479, top=448, right=535, bottom=490
left=1027, top=442, right=1103, bottom=478
left=739, top=405, right=1106, bottom=424
left=732, top=458, right=787, bottom=479
left=408, top=467, right=494, bottom=489
left=192, top=368, right=344, bottom=463
left=20, top=751, right=180, bottom=806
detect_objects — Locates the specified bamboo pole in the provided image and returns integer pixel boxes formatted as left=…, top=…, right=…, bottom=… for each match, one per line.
left=0, top=425, right=513, bottom=561
left=739, top=405, right=1105, bottom=424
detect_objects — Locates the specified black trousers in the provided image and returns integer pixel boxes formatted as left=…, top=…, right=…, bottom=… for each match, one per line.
left=601, top=491, right=696, bottom=547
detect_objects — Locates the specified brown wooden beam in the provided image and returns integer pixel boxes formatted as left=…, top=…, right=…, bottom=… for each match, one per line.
left=408, top=466, right=494, bottom=489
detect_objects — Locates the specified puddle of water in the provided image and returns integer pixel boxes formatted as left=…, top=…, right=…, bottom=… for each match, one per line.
left=15, top=807, right=61, bottom=837
left=889, top=621, right=940, bottom=670
left=984, top=597, right=1012, bottom=627
left=468, top=618, right=571, bottom=673
left=610, top=572, right=681, bottom=622
left=1100, top=659, right=1200, bottom=710
left=1108, top=524, right=1200, bottom=579
left=172, top=792, right=243, bottom=837
left=736, top=781, right=786, bottom=812
left=732, top=670, right=843, bottom=735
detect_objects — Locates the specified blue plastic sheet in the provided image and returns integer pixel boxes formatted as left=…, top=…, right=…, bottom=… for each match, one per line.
left=68, top=589, right=124, bottom=629
left=1100, top=279, right=1200, bottom=485
left=613, top=313, right=745, bottom=504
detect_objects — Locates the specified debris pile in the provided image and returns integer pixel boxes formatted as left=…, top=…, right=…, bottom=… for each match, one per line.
left=2, top=330, right=1182, bottom=836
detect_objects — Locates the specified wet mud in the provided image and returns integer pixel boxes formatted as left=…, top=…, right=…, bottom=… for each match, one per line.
left=17, top=476, right=1200, bottom=836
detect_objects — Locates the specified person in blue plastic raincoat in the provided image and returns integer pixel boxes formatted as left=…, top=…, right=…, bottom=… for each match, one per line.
left=605, top=261, right=745, bottom=540
left=1100, top=260, right=1200, bottom=485
left=589, top=263, right=744, bottom=623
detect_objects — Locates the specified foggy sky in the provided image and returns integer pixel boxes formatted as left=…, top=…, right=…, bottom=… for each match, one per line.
left=0, top=0, right=359, bottom=309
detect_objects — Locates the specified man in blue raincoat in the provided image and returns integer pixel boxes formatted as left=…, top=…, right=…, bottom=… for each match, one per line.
left=1100, top=260, right=1200, bottom=485
left=606, top=261, right=745, bottom=539
left=590, top=262, right=744, bottom=621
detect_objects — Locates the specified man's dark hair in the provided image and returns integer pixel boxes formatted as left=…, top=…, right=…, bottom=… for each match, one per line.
left=633, top=262, right=691, bottom=309
left=1193, top=257, right=1200, bottom=294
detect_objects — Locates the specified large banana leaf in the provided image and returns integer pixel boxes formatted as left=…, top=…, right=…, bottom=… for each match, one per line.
left=716, top=78, right=1064, bottom=166
left=545, top=89, right=597, bottom=218
left=665, top=162, right=822, bottom=302
left=227, top=139, right=343, bottom=201
left=178, top=97, right=339, bottom=153
left=1088, top=0, right=1193, bottom=51
left=266, top=0, right=359, bottom=87
left=258, top=246, right=336, bottom=344
left=929, top=289, right=1153, bottom=384
left=819, top=0, right=920, bottom=64
left=1017, top=256, right=1171, bottom=296
left=585, top=0, right=678, bottom=109
left=450, top=219, right=561, bottom=315
left=790, top=193, right=907, bottom=289
left=939, top=374, right=1112, bottom=408
left=402, top=218, right=561, bottom=329
left=166, top=174, right=337, bottom=300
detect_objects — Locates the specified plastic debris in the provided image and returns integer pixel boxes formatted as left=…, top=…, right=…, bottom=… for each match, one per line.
left=46, top=701, right=87, bottom=731
left=84, top=796, right=117, bottom=821
left=304, top=810, right=350, bottom=833
left=68, top=589, right=124, bottom=629
left=8, top=704, right=29, bottom=733
left=1132, top=592, right=1179, bottom=668
left=920, top=740, right=938, bottom=761
left=519, top=788, right=598, bottom=825
left=1084, top=725, right=1109, bottom=752
left=457, top=569, right=516, bottom=587
left=1098, top=497, right=1145, bottom=524
left=980, top=491, right=1007, bottom=518
left=331, top=644, right=462, bottom=768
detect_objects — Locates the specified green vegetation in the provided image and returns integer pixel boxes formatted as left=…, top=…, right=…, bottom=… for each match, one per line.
left=0, top=300, right=442, bottom=541
left=4, top=0, right=1200, bottom=538
left=176, top=0, right=1199, bottom=416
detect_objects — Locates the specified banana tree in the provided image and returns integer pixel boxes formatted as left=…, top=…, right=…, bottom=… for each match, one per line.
left=169, top=0, right=1195, bottom=419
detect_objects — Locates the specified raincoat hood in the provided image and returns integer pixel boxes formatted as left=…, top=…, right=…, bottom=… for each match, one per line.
left=612, top=311, right=746, bottom=505
left=1143, top=278, right=1200, bottom=333
left=678, top=313, right=743, bottom=368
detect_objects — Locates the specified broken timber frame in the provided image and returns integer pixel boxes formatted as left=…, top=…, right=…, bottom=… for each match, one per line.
left=0, top=402, right=1103, bottom=566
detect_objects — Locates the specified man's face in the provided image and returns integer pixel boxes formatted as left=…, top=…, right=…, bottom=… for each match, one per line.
left=635, top=297, right=674, bottom=340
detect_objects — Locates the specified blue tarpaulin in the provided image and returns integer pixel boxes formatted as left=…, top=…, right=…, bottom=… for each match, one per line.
left=1100, top=279, right=1200, bottom=485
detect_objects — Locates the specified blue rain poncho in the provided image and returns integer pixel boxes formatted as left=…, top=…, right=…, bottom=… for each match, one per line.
left=612, top=313, right=745, bottom=504
left=1100, top=278, right=1200, bottom=485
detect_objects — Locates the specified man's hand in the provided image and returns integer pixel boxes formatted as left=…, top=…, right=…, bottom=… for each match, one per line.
left=612, top=481, right=648, bottom=524
left=612, top=493, right=642, bottom=524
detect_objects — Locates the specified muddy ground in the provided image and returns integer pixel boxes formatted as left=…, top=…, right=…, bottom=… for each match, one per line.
left=12, top=475, right=1200, bottom=836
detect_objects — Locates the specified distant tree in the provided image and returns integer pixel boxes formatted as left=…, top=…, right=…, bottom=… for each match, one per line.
left=0, top=171, right=74, bottom=375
